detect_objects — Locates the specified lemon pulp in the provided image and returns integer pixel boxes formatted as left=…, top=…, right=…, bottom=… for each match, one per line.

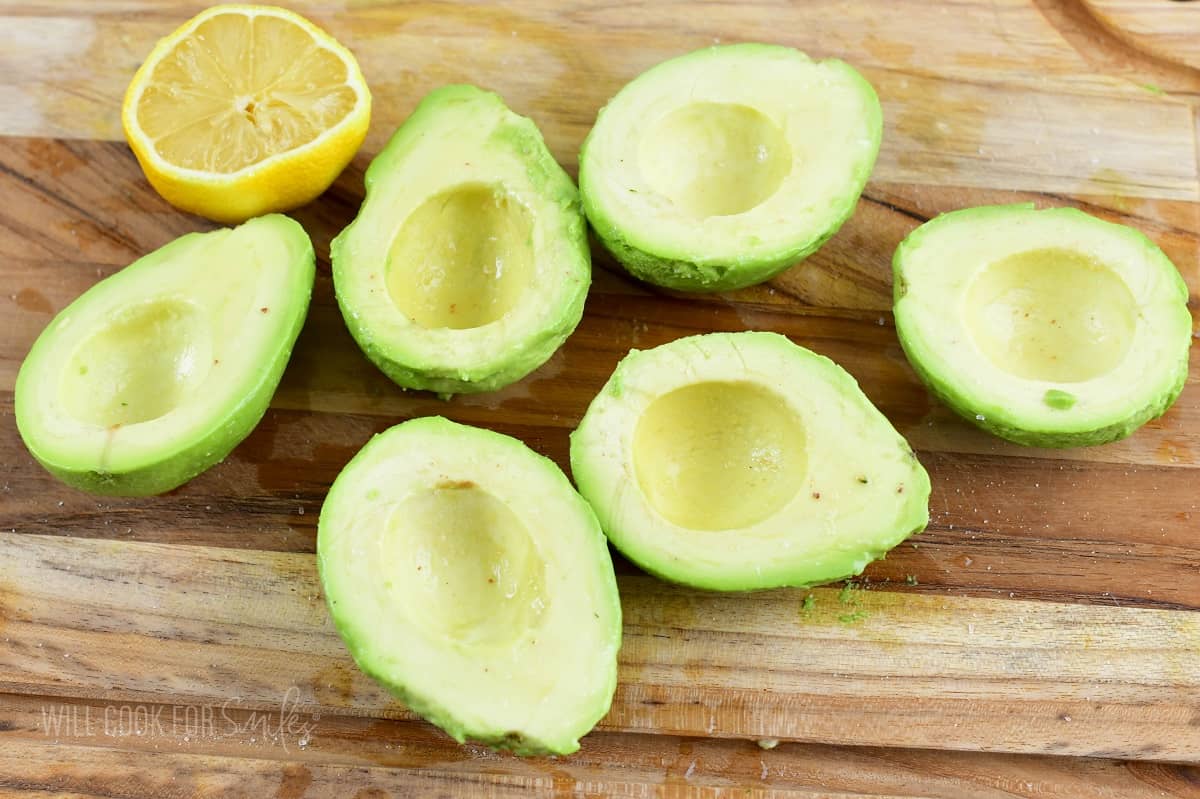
left=135, top=10, right=358, bottom=172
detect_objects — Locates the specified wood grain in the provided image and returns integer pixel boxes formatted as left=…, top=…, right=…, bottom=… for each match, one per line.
left=1084, top=0, right=1200, bottom=72
left=3, top=139, right=1197, bottom=613
left=0, top=533, right=1195, bottom=761
left=1, top=1, right=1199, bottom=197
left=1, top=0, right=1199, bottom=794
left=0, top=694, right=1197, bottom=798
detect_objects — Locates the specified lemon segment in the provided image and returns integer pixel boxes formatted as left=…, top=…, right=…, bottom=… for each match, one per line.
left=122, top=4, right=370, bottom=223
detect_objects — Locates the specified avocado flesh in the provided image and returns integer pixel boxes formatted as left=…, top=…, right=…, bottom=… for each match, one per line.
left=579, top=43, right=882, bottom=293
left=15, top=215, right=314, bottom=495
left=332, top=85, right=590, bottom=395
left=318, top=417, right=622, bottom=755
left=570, top=331, right=930, bottom=591
left=894, top=204, right=1192, bottom=447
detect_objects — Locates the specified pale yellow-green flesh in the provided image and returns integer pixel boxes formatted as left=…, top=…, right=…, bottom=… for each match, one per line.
left=637, top=102, right=793, bottom=218
left=59, top=299, right=212, bottom=428
left=137, top=11, right=357, bottom=172
left=16, top=215, right=314, bottom=494
left=378, top=483, right=547, bottom=649
left=964, top=247, right=1137, bottom=383
left=632, top=381, right=807, bottom=531
left=572, top=331, right=930, bottom=592
left=319, top=416, right=621, bottom=754
left=386, top=184, right=536, bottom=330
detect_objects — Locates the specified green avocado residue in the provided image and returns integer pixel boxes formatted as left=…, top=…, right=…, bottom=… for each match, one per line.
left=801, top=594, right=816, bottom=616
left=1140, top=82, right=1167, bottom=97
left=1043, top=389, right=1077, bottom=410
left=836, top=580, right=870, bottom=624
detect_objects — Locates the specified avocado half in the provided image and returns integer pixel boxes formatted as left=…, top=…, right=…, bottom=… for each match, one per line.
left=579, top=43, right=882, bottom=293
left=894, top=204, right=1193, bottom=447
left=318, top=417, right=622, bottom=755
left=15, top=215, right=314, bottom=495
left=332, top=85, right=591, bottom=395
left=570, top=332, right=929, bottom=591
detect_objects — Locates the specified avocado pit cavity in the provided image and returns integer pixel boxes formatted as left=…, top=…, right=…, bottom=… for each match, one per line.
left=638, top=102, right=792, bottom=218
left=632, top=380, right=807, bottom=531
left=387, top=183, right=535, bottom=330
left=60, top=298, right=211, bottom=427
left=383, top=481, right=547, bottom=647
left=965, top=248, right=1136, bottom=383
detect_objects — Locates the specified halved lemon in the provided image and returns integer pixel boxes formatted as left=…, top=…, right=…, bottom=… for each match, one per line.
left=122, top=4, right=371, bottom=223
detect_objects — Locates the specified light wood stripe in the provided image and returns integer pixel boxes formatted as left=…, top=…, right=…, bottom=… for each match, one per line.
left=0, top=534, right=1194, bottom=760
left=1, top=2, right=1198, bottom=197
left=0, top=693, right=1194, bottom=798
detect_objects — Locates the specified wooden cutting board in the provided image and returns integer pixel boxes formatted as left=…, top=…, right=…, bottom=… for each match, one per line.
left=1, top=1, right=1198, bottom=796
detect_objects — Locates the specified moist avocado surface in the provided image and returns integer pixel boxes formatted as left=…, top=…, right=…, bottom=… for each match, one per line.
left=580, top=43, right=882, bottom=292
left=570, top=331, right=930, bottom=591
left=318, top=417, right=622, bottom=755
left=332, top=85, right=590, bottom=395
left=15, top=215, right=314, bottom=495
left=894, top=204, right=1192, bottom=447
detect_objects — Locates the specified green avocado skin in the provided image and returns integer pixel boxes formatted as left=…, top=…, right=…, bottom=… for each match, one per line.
left=318, top=416, right=622, bottom=756
left=893, top=204, right=1192, bottom=448
left=590, top=223, right=814, bottom=294
left=15, top=216, right=315, bottom=496
left=332, top=85, right=590, bottom=395
left=897, top=331, right=1188, bottom=448
left=579, top=44, right=882, bottom=293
